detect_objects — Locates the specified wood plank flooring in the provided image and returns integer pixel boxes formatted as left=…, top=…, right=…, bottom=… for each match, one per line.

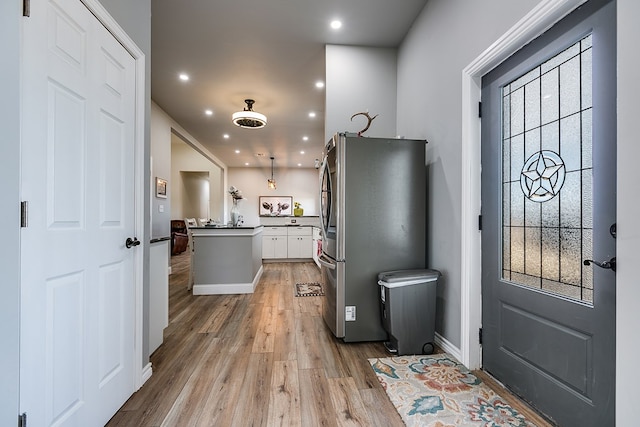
left=107, top=252, right=552, bottom=427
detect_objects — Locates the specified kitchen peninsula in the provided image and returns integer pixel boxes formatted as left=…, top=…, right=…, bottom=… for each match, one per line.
left=190, top=225, right=263, bottom=295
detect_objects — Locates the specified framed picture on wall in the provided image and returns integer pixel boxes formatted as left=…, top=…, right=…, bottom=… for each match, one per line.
left=156, top=177, right=167, bottom=198
left=259, top=196, right=293, bottom=216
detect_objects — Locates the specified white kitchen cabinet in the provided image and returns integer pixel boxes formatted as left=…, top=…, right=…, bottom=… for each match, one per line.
left=262, top=226, right=288, bottom=259
left=286, top=226, right=313, bottom=259
left=312, top=227, right=321, bottom=268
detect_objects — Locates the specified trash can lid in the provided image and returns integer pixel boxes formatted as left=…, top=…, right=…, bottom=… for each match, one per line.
left=377, top=269, right=440, bottom=287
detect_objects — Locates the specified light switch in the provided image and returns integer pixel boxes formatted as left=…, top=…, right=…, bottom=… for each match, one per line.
left=158, top=204, right=164, bottom=213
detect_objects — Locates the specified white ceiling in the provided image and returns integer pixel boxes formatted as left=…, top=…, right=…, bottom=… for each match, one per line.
left=151, top=0, right=428, bottom=168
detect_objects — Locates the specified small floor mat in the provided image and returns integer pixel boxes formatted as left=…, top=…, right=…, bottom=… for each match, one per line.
left=295, top=282, right=324, bottom=297
left=369, top=353, right=537, bottom=427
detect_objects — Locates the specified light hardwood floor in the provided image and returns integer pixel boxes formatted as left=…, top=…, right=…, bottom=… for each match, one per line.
left=107, top=252, right=551, bottom=427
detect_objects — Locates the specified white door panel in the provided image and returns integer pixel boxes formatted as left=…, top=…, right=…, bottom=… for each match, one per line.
left=21, top=0, right=137, bottom=425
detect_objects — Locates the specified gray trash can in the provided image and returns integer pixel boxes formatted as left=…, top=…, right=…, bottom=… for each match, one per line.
left=378, top=269, right=440, bottom=356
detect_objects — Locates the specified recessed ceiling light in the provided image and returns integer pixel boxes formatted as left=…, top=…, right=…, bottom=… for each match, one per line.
left=235, top=149, right=240, bottom=154
left=223, top=134, right=230, bottom=139
left=300, top=151, right=305, bottom=155
left=315, top=81, right=325, bottom=89
left=205, top=109, right=213, bottom=116
left=245, top=162, right=250, bottom=166
left=298, top=163, right=302, bottom=167
left=330, top=20, right=342, bottom=30
left=302, top=136, right=309, bottom=141
left=308, top=111, right=316, bottom=118
left=178, top=73, right=189, bottom=81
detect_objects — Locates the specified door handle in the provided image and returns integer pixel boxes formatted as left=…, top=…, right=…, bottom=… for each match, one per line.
left=125, top=237, right=141, bottom=248
left=583, top=257, right=616, bottom=272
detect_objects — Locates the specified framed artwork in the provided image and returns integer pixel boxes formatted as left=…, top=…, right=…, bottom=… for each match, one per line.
left=155, top=177, right=167, bottom=198
left=259, top=196, right=293, bottom=216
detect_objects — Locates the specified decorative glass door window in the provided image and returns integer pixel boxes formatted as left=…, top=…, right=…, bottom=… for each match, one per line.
left=502, top=35, right=593, bottom=303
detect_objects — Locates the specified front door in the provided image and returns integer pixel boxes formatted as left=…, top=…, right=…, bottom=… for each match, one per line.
left=20, top=0, right=138, bottom=425
left=481, top=1, right=616, bottom=425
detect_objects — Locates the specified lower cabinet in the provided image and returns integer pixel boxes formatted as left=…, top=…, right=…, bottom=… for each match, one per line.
left=286, top=226, right=312, bottom=258
left=262, top=226, right=313, bottom=260
left=262, top=227, right=288, bottom=259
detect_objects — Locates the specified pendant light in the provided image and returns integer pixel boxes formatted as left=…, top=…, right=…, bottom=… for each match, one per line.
left=268, top=156, right=276, bottom=189
left=232, top=99, right=267, bottom=129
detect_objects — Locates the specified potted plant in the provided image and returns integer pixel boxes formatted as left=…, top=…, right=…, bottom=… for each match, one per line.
left=293, top=202, right=303, bottom=217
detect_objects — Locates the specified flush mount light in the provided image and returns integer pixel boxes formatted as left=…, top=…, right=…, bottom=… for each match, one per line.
left=330, top=20, right=342, bottom=30
left=205, top=109, right=213, bottom=116
left=232, top=99, right=267, bottom=129
left=308, top=111, right=316, bottom=118
left=315, top=81, right=325, bottom=89
left=179, top=73, right=189, bottom=81
left=268, top=156, right=276, bottom=189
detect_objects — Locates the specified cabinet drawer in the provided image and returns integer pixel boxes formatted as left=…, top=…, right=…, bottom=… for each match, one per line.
left=287, top=226, right=312, bottom=236
left=262, top=226, right=287, bottom=236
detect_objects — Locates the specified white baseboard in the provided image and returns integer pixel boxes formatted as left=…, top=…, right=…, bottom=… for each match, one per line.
left=435, top=332, right=463, bottom=363
left=140, top=362, right=153, bottom=387
left=192, top=265, right=264, bottom=295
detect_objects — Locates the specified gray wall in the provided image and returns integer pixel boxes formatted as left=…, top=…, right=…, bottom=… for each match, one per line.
left=0, top=1, right=22, bottom=424
left=396, top=0, right=540, bottom=347
left=325, top=45, right=398, bottom=142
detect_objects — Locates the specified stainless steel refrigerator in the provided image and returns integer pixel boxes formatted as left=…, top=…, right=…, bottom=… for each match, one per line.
left=318, top=132, right=427, bottom=342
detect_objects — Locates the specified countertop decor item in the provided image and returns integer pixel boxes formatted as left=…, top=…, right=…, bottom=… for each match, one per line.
left=232, top=99, right=267, bottom=129
left=228, top=186, right=244, bottom=226
left=293, top=202, right=303, bottom=216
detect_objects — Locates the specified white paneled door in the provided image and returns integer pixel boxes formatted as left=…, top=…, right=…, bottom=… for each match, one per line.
left=20, top=0, right=138, bottom=425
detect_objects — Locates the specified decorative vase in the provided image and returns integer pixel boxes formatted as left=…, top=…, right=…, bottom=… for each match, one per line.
left=230, top=199, right=240, bottom=226
left=293, top=207, right=303, bottom=217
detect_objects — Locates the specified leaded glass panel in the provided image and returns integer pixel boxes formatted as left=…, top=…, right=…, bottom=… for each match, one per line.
left=501, top=34, right=593, bottom=303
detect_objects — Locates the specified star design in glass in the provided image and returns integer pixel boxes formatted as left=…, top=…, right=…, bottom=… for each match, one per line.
left=520, top=151, right=565, bottom=202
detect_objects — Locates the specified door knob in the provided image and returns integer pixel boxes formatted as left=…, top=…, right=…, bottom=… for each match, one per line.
left=125, top=237, right=141, bottom=248
left=583, top=257, right=616, bottom=272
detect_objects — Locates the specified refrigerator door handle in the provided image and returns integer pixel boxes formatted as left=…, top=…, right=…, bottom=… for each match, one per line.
left=318, top=253, right=336, bottom=270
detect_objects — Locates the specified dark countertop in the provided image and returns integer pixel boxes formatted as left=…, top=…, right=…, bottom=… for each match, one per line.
left=150, top=236, right=171, bottom=244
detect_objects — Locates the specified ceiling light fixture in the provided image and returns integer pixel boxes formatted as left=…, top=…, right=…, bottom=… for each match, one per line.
left=330, top=20, right=342, bottom=30
left=232, top=99, right=267, bottom=129
left=268, top=156, right=276, bottom=189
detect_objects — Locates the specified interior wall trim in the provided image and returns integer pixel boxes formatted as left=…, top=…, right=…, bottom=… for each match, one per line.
left=459, top=0, right=588, bottom=370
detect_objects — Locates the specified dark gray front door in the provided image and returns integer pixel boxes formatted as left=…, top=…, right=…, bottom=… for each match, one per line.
left=481, top=1, right=616, bottom=425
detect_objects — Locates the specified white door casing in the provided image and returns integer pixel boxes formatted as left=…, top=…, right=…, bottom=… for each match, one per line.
left=20, top=0, right=147, bottom=425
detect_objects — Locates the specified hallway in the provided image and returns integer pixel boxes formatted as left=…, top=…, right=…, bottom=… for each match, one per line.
left=106, top=254, right=403, bottom=426
left=107, top=253, right=550, bottom=426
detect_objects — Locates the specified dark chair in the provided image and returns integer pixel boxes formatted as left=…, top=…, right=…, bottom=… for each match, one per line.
left=171, top=220, right=189, bottom=255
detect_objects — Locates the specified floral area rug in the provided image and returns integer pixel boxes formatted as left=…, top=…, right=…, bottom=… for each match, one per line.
left=369, top=354, right=537, bottom=427
left=295, top=282, right=324, bottom=297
